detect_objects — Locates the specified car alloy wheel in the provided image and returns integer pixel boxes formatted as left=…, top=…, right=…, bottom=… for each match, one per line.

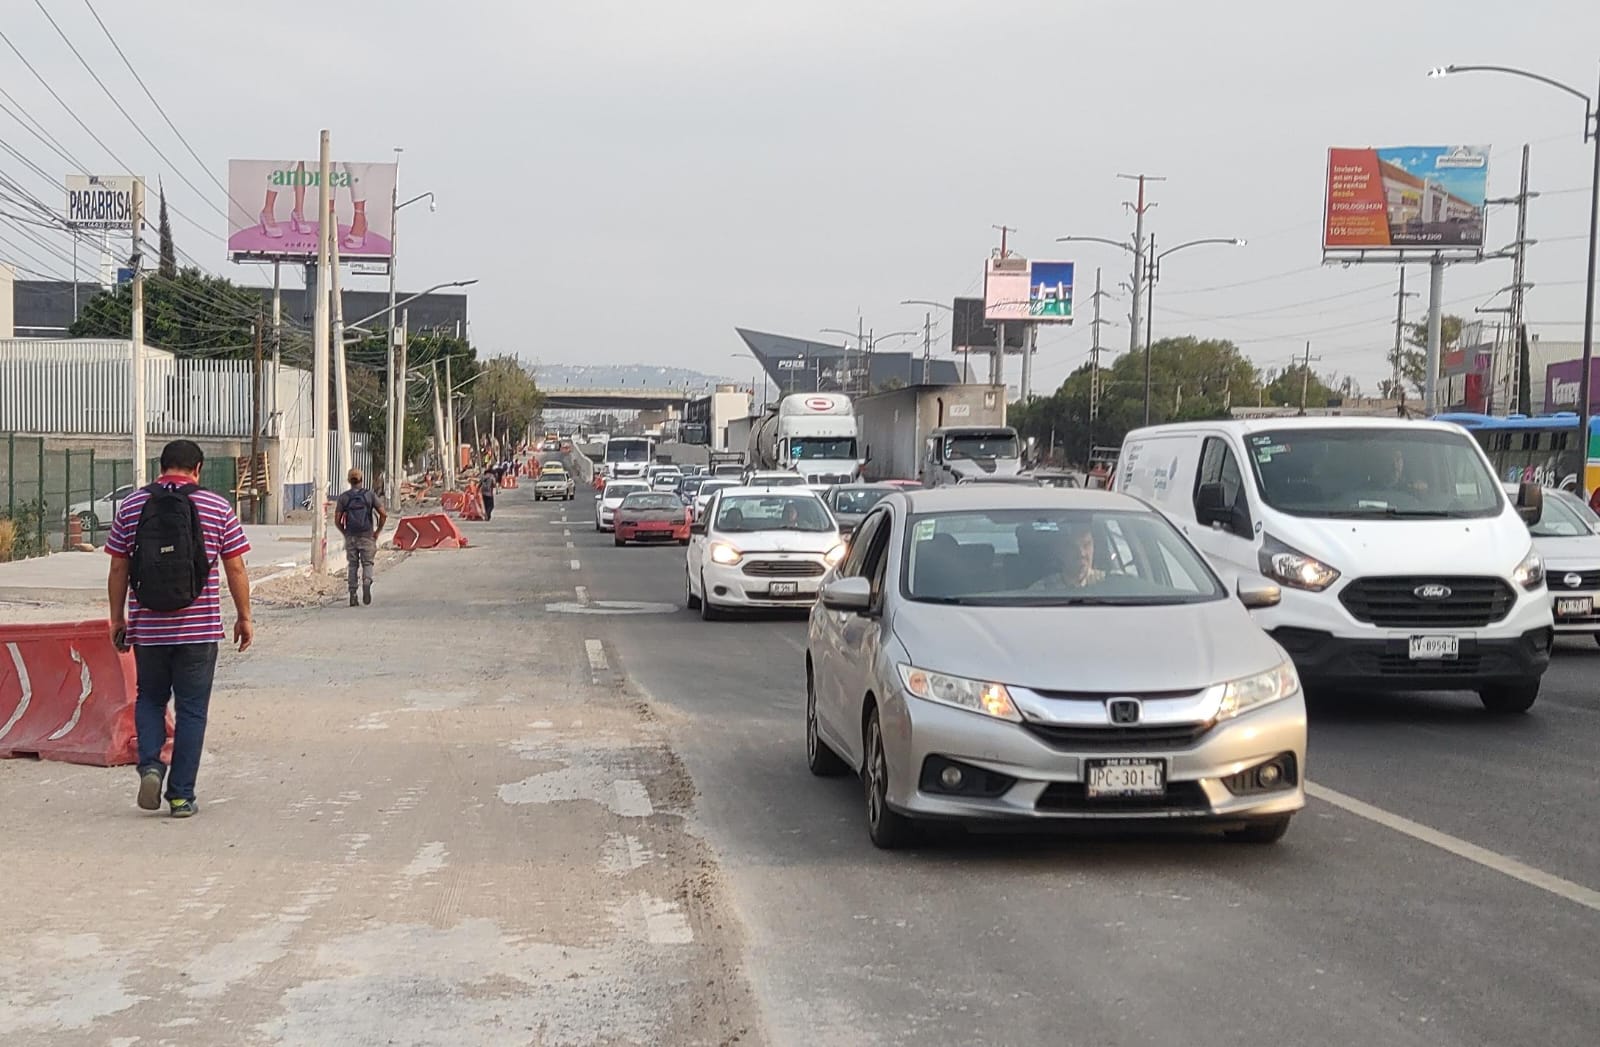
left=686, top=567, right=701, bottom=610
left=864, top=709, right=913, bottom=848
left=807, top=667, right=847, bottom=776
left=699, top=571, right=722, bottom=621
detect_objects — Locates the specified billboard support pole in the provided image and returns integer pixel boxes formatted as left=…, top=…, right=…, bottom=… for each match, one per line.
left=1020, top=323, right=1034, bottom=403
left=993, top=324, right=1005, bottom=388
left=271, top=259, right=281, bottom=439
left=310, top=130, right=332, bottom=574
left=1424, top=255, right=1445, bottom=416
left=1579, top=71, right=1600, bottom=499
left=130, top=177, right=146, bottom=485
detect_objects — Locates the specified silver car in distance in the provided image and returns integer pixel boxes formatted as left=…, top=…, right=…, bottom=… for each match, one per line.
left=805, top=486, right=1306, bottom=849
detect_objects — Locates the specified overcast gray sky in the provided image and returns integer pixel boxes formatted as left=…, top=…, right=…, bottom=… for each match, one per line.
left=5, top=0, right=1600, bottom=393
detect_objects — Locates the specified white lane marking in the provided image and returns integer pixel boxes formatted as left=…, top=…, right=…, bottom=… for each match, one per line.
left=401, top=842, right=449, bottom=879
left=584, top=639, right=608, bottom=671
left=574, top=586, right=590, bottom=605
left=566, top=541, right=574, bottom=549
left=570, top=559, right=581, bottom=571
left=563, top=529, right=571, bottom=537
left=1306, top=781, right=1600, bottom=914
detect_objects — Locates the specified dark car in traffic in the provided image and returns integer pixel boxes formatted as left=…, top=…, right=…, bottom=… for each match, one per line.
left=821, top=483, right=898, bottom=536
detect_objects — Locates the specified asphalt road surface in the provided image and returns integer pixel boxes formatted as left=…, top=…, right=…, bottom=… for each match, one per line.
left=561, top=488, right=1600, bottom=1047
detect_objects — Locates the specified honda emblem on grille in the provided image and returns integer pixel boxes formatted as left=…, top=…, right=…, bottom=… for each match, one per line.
left=1107, top=699, right=1141, bottom=725
left=1565, top=573, right=1584, bottom=589
left=1413, top=584, right=1452, bottom=600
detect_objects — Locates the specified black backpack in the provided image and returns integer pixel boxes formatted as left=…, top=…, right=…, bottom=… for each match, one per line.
left=129, top=483, right=213, bottom=612
left=341, top=489, right=375, bottom=534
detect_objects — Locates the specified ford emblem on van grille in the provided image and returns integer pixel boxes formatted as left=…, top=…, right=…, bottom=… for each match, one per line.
left=1413, top=584, right=1453, bottom=600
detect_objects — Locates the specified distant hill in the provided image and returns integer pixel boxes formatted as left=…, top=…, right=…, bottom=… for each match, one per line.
left=532, top=363, right=737, bottom=392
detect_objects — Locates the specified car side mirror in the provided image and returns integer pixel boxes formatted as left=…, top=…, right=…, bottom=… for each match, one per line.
left=1516, top=481, right=1543, bottom=525
left=1195, top=482, right=1233, bottom=531
left=820, top=575, right=872, bottom=613
left=1236, top=580, right=1282, bottom=610
left=689, top=522, right=706, bottom=535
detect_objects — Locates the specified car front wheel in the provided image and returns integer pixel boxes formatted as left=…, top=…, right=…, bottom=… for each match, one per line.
left=863, top=707, right=914, bottom=849
left=699, top=572, right=723, bottom=621
left=1478, top=682, right=1540, bottom=715
left=1224, top=814, right=1292, bottom=844
left=685, top=567, right=701, bottom=610
left=807, top=666, right=847, bottom=776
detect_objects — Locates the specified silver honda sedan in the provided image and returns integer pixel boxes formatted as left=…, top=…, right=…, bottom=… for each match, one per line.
left=805, top=486, right=1306, bottom=848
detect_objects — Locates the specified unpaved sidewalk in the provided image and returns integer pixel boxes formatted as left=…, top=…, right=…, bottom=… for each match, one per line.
left=0, top=489, right=761, bottom=1046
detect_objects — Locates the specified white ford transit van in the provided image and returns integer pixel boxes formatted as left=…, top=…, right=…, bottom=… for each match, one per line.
left=1116, top=417, right=1552, bottom=713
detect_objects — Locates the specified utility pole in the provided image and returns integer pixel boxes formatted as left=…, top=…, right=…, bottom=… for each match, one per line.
left=1118, top=173, right=1164, bottom=356
left=444, top=354, right=456, bottom=486
left=1298, top=341, right=1323, bottom=416
left=1143, top=233, right=1157, bottom=426
left=1391, top=267, right=1417, bottom=408
left=1510, top=144, right=1535, bottom=415
left=130, top=177, right=146, bottom=483
left=1087, top=267, right=1111, bottom=460
left=310, top=130, right=332, bottom=573
left=270, top=259, right=281, bottom=445
left=1019, top=325, right=1036, bottom=403
left=329, top=199, right=352, bottom=477
left=992, top=224, right=1016, bottom=389
left=250, top=313, right=264, bottom=524
left=431, top=360, right=447, bottom=478
left=395, top=307, right=409, bottom=500
left=921, top=310, right=931, bottom=385
left=386, top=148, right=401, bottom=510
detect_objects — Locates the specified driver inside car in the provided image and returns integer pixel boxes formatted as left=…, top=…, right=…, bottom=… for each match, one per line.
left=1028, top=523, right=1106, bottom=591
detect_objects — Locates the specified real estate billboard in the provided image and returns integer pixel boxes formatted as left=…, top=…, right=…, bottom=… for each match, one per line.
left=983, top=256, right=1031, bottom=323
left=1324, top=146, right=1489, bottom=251
left=227, top=159, right=398, bottom=263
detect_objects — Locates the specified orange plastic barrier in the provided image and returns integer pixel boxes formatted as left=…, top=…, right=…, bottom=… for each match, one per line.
left=460, top=481, right=486, bottom=521
left=0, top=619, right=172, bottom=766
left=392, top=513, right=469, bottom=550
left=439, top=490, right=466, bottom=512
left=501, top=472, right=518, bottom=489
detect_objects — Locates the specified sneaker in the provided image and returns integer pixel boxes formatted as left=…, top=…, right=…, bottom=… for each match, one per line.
left=350, top=592, right=359, bottom=607
left=169, top=798, right=197, bottom=819
left=137, top=767, right=163, bottom=811
left=362, top=582, right=372, bottom=605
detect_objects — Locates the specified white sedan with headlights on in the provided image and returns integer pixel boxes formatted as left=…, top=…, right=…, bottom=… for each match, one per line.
left=685, top=487, right=847, bottom=620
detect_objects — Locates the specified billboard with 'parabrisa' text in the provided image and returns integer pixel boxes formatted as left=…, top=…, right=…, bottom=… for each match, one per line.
left=227, top=160, right=398, bottom=263
left=1324, top=146, right=1489, bottom=251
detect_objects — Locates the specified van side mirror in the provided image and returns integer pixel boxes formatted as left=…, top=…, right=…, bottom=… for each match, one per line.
left=1196, top=481, right=1247, bottom=534
left=1516, top=481, right=1543, bottom=525
left=1236, top=580, right=1282, bottom=610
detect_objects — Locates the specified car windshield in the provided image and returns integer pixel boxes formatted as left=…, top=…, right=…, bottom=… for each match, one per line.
left=606, top=442, right=650, bottom=463
left=944, top=432, right=1019, bottom=461
left=832, top=488, right=891, bottom=515
left=1248, top=428, right=1503, bottom=519
left=699, top=481, right=736, bottom=499
left=605, top=484, right=646, bottom=500
left=752, top=474, right=806, bottom=487
left=715, top=494, right=834, bottom=533
left=1530, top=489, right=1599, bottom=538
left=791, top=437, right=857, bottom=460
left=680, top=478, right=704, bottom=494
left=902, top=508, right=1223, bottom=606
left=621, top=493, right=680, bottom=511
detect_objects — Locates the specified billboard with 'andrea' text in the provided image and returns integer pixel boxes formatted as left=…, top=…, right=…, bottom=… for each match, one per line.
left=227, top=159, right=398, bottom=263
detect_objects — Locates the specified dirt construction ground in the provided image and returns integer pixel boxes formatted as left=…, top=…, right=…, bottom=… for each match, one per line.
left=0, top=487, right=762, bottom=1046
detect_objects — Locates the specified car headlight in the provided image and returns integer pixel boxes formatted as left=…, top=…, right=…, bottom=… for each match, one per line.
left=1513, top=546, right=1545, bottom=590
left=823, top=543, right=847, bottom=566
left=896, top=664, right=1020, bottom=722
left=1257, top=533, right=1340, bottom=592
left=709, top=542, right=743, bottom=565
left=1216, top=661, right=1301, bottom=721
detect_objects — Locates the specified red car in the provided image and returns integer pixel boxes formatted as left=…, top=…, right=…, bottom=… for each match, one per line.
left=613, top=491, right=692, bottom=547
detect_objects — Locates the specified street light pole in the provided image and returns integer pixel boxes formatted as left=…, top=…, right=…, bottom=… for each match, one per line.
left=1139, top=236, right=1248, bottom=426
left=901, top=299, right=956, bottom=384
left=1431, top=62, right=1600, bottom=498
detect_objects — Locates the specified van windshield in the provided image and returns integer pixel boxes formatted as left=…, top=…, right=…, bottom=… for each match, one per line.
left=944, top=432, right=1019, bottom=461
left=1247, top=428, right=1504, bottom=519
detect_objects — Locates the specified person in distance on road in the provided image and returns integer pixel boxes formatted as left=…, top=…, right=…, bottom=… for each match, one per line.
left=480, top=465, right=498, bottom=521
left=106, top=439, right=253, bottom=819
left=335, top=468, right=387, bottom=607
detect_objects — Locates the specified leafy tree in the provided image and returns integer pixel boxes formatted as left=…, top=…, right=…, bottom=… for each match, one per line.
left=1262, top=364, right=1337, bottom=410
left=1382, top=313, right=1465, bottom=399
left=343, top=327, right=479, bottom=471
left=70, top=266, right=258, bottom=358
left=463, top=355, right=545, bottom=450
left=157, top=181, right=177, bottom=279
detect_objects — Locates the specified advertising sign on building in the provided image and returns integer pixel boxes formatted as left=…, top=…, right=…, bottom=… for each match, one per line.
left=1545, top=359, right=1600, bottom=412
left=1027, top=260, right=1075, bottom=321
left=227, top=160, right=399, bottom=263
left=984, top=256, right=1031, bottom=323
left=65, top=175, right=139, bottom=229
left=1324, top=146, right=1489, bottom=251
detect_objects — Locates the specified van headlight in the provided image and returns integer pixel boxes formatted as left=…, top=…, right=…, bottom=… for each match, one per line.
left=709, top=542, right=743, bottom=565
left=897, top=664, right=1020, bottom=722
left=1215, top=661, right=1301, bottom=721
left=1513, top=547, right=1545, bottom=590
left=823, top=543, right=847, bottom=566
left=1258, top=534, right=1340, bottom=592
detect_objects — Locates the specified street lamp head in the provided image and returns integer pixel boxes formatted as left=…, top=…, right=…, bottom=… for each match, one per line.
left=1427, top=66, right=1454, bottom=79
left=429, top=198, right=437, bottom=213
left=1233, top=238, right=1248, bottom=247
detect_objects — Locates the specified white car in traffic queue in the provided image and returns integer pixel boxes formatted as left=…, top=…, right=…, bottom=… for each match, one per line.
left=685, top=486, right=847, bottom=619
left=692, top=478, right=740, bottom=521
left=595, top=479, right=649, bottom=532
left=1511, top=483, right=1600, bottom=642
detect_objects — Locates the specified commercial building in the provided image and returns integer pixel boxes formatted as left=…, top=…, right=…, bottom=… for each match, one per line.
left=736, top=327, right=962, bottom=398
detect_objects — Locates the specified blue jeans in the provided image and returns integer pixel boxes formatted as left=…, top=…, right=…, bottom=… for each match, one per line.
left=134, top=643, right=219, bottom=802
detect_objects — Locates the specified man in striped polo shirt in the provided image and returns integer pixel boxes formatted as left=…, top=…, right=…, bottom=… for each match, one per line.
left=106, top=440, right=253, bottom=818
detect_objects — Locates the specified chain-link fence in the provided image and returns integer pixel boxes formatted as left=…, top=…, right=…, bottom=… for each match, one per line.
left=1, top=434, right=240, bottom=562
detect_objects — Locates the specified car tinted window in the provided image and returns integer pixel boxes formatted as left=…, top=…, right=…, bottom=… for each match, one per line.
left=901, top=508, right=1222, bottom=606
left=605, top=483, right=646, bottom=499
left=832, top=488, right=891, bottom=514
left=715, top=494, right=834, bottom=533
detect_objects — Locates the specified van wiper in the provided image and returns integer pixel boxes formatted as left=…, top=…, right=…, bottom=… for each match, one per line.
left=1380, top=508, right=1454, bottom=518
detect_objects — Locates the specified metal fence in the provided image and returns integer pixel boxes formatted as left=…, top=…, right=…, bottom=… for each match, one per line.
left=0, top=433, right=238, bottom=562
left=0, top=345, right=257, bottom=437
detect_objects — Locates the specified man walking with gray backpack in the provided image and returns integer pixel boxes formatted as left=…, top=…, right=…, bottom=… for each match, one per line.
left=335, top=468, right=387, bottom=607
